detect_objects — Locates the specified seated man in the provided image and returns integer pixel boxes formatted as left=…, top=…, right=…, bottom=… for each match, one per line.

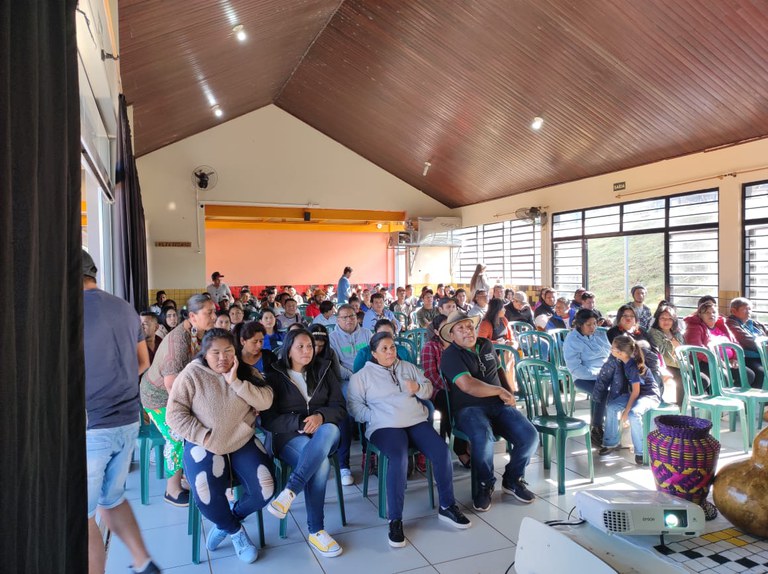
left=414, top=289, right=438, bottom=328
left=505, top=291, right=533, bottom=325
left=546, top=297, right=574, bottom=330
left=580, top=291, right=610, bottom=326
left=276, top=298, right=302, bottom=330
left=439, top=311, right=538, bottom=512
left=311, top=300, right=337, bottom=327
left=455, top=288, right=470, bottom=314
left=363, top=292, right=401, bottom=332
left=438, top=296, right=458, bottom=318
left=389, top=286, right=414, bottom=321
left=726, top=297, right=767, bottom=389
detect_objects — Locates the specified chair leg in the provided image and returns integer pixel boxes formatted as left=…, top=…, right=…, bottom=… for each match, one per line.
left=738, top=408, right=749, bottom=453
left=556, top=433, right=566, bottom=496
left=332, top=456, right=347, bottom=526
left=257, top=509, right=265, bottom=548
left=140, top=439, right=150, bottom=506
left=426, top=459, right=435, bottom=509
left=362, top=449, right=371, bottom=499
left=542, top=434, right=552, bottom=470
left=377, top=455, right=388, bottom=520
left=154, top=444, right=165, bottom=479
left=190, top=499, right=201, bottom=564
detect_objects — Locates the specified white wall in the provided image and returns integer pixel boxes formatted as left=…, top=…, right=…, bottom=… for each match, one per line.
left=137, top=105, right=451, bottom=288
left=455, top=138, right=768, bottom=292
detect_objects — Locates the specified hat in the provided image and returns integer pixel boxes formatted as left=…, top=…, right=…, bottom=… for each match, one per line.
left=439, top=311, right=480, bottom=343
left=513, top=291, right=527, bottom=303
left=211, top=271, right=224, bottom=280
left=82, top=249, right=98, bottom=278
left=534, top=314, right=550, bottom=330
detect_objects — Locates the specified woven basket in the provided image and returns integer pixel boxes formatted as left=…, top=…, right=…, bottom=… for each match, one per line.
left=648, top=415, right=720, bottom=518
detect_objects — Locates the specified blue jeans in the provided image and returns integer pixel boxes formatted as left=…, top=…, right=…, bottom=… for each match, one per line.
left=279, top=423, right=340, bottom=533
left=86, top=421, right=140, bottom=518
left=183, top=438, right=274, bottom=534
left=603, top=394, right=660, bottom=454
left=455, top=403, right=538, bottom=490
left=370, top=421, right=455, bottom=521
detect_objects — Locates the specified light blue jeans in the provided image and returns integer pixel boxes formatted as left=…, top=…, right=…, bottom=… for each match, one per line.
left=602, top=394, right=660, bottom=455
left=86, top=421, right=140, bottom=518
left=279, top=423, right=340, bottom=533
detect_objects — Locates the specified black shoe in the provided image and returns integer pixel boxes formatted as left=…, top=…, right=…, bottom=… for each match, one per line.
left=438, top=504, right=472, bottom=529
left=163, top=490, right=189, bottom=507
left=388, top=519, right=406, bottom=548
left=133, top=560, right=161, bottom=574
left=590, top=427, right=604, bottom=449
left=502, top=477, right=535, bottom=504
left=598, top=446, right=620, bottom=458
left=472, top=482, right=494, bottom=512
left=635, top=454, right=646, bottom=466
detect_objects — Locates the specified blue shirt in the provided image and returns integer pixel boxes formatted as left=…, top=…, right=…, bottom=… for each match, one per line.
left=337, top=275, right=351, bottom=305
left=623, top=358, right=660, bottom=399
left=83, top=288, right=144, bottom=429
left=362, top=308, right=401, bottom=332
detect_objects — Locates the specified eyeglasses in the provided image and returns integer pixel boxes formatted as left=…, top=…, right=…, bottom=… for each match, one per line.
left=338, top=314, right=356, bottom=320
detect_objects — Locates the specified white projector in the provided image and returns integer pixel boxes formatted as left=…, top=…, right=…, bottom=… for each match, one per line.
left=575, top=490, right=705, bottom=536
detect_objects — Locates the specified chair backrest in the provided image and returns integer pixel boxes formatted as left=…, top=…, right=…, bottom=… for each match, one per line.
left=393, top=311, right=409, bottom=330
left=298, top=303, right=309, bottom=317
left=493, top=343, right=518, bottom=370
left=401, top=328, right=429, bottom=357
left=517, top=330, right=557, bottom=364
left=394, top=337, right=417, bottom=363
left=515, top=358, right=567, bottom=419
left=713, top=341, right=749, bottom=391
left=756, top=336, right=768, bottom=390
left=674, top=345, right=721, bottom=399
left=511, top=321, right=534, bottom=337
left=441, top=375, right=458, bottom=427
left=548, top=328, right=571, bottom=368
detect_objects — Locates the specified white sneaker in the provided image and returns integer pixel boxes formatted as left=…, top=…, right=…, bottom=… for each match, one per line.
left=230, top=527, right=258, bottom=563
left=309, top=530, right=343, bottom=557
left=340, top=468, right=354, bottom=486
left=267, top=488, right=296, bottom=519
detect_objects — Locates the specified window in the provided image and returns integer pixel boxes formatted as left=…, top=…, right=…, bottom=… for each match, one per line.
left=552, top=189, right=719, bottom=314
left=744, top=181, right=768, bottom=319
left=453, top=219, right=542, bottom=286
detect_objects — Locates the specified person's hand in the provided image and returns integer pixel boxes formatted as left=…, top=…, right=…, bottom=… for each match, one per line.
left=620, top=411, right=630, bottom=428
left=404, top=380, right=420, bottom=394
left=302, top=413, right=323, bottom=434
left=499, top=389, right=516, bottom=406
left=225, top=357, right=239, bottom=385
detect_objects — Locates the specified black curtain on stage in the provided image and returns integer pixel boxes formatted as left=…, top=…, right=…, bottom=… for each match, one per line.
left=0, top=1, right=87, bottom=572
left=113, top=94, right=149, bottom=312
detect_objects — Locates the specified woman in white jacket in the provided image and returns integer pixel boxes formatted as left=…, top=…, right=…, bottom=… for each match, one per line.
left=348, top=332, right=471, bottom=548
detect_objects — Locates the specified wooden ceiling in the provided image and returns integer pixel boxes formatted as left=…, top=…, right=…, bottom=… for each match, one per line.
left=120, top=0, right=768, bottom=208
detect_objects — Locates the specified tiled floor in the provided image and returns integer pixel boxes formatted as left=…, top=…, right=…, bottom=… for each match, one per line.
left=105, top=401, right=752, bottom=574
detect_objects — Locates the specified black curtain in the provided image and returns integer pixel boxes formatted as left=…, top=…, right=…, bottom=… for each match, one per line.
left=0, top=0, right=86, bottom=572
left=113, top=94, right=149, bottom=312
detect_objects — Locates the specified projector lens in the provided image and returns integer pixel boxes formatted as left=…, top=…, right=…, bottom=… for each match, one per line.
left=663, top=509, right=687, bottom=528
left=664, top=513, right=679, bottom=527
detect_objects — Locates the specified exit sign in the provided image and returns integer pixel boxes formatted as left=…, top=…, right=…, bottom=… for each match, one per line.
left=613, top=181, right=626, bottom=192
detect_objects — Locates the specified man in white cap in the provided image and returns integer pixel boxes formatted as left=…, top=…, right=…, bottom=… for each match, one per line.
left=439, top=311, right=538, bottom=513
left=206, top=271, right=233, bottom=306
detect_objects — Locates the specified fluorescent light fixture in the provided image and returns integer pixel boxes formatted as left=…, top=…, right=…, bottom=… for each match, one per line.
left=212, top=105, right=223, bottom=118
left=531, top=116, right=544, bottom=130
left=422, top=161, right=431, bottom=176
left=233, top=24, right=246, bottom=42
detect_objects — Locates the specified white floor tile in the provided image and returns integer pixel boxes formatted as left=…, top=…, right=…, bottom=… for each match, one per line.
left=433, top=546, right=517, bottom=574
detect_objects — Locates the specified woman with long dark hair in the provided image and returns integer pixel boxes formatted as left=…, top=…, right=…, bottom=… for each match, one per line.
left=648, top=303, right=685, bottom=405
left=258, top=308, right=283, bottom=352
left=262, top=328, right=348, bottom=559
left=167, top=329, right=274, bottom=563
left=235, top=321, right=276, bottom=375
left=468, top=263, right=490, bottom=298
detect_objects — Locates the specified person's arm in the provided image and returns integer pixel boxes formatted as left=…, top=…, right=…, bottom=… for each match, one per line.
left=346, top=372, right=372, bottom=423
left=477, top=320, right=492, bottom=339
left=621, top=382, right=641, bottom=425
left=137, top=340, right=150, bottom=375
left=227, top=360, right=274, bottom=411
left=453, top=373, right=514, bottom=405
left=166, top=372, right=210, bottom=446
left=421, top=344, right=443, bottom=390
left=401, top=363, right=433, bottom=398
left=259, top=378, right=303, bottom=433
left=563, top=336, right=599, bottom=380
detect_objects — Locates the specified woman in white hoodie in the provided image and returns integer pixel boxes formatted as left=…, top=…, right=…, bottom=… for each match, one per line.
left=348, top=332, right=471, bottom=548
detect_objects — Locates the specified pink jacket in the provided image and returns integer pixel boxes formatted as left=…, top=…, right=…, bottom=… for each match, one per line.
left=683, top=313, right=737, bottom=361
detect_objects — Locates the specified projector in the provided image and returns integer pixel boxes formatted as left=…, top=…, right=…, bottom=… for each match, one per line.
left=575, top=490, right=705, bottom=536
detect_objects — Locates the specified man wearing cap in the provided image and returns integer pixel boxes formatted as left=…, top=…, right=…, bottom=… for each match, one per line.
left=82, top=250, right=160, bottom=574
left=439, top=311, right=538, bottom=512
left=206, top=271, right=233, bottom=306
left=505, top=291, right=534, bottom=325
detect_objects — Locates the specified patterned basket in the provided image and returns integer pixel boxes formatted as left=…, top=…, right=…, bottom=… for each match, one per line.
left=648, top=415, right=721, bottom=519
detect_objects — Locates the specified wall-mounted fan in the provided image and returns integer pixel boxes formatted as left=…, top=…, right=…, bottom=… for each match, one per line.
left=514, top=206, right=547, bottom=225
left=192, top=165, right=218, bottom=191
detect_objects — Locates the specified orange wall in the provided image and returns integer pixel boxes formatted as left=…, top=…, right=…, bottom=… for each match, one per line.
left=205, top=228, right=394, bottom=286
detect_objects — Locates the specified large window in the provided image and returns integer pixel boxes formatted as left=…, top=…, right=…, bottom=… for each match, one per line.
left=744, top=181, right=768, bottom=319
left=552, top=190, right=718, bottom=316
left=453, top=219, right=541, bottom=285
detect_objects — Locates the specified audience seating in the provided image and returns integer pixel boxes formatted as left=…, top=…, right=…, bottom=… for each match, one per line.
left=138, top=416, right=165, bottom=505
left=394, top=337, right=417, bottom=364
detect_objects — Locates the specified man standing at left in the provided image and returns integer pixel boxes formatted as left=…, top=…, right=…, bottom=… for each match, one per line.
left=206, top=271, right=234, bottom=306
left=82, top=250, right=160, bottom=574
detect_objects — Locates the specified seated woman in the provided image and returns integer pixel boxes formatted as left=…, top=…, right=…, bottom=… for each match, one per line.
left=684, top=300, right=755, bottom=388
left=309, top=324, right=343, bottom=381
left=599, top=335, right=661, bottom=465
left=235, top=321, right=277, bottom=376
left=348, top=332, right=471, bottom=548
left=607, top=304, right=653, bottom=345
left=478, top=297, right=519, bottom=389
left=262, top=328, right=347, bottom=559
left=352, top=319, right=410, bottom=373
left=214, top=309, right=231, bottom=331
left=258, top=308, right=283, bottom=352
left=505, top=291, right=534, bottom=325
left=166, top=329, right=274, bottom=563
left=648, top=303, right=685, bottom=405
left=156, top=305, right=179, bottom=340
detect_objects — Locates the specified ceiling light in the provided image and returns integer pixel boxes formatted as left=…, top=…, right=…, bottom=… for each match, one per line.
left=212, top=105, right=223, bottom=118
left=233, top=24, right=246, bottom=42
left=531, top=116, right=544, bottom=130
left=422, top=161, right=431, bottom=176
left=376, top=223, right=383, bottom=229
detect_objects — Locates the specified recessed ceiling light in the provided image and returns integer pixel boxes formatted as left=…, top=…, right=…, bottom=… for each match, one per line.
left=233, top=24, right=246, bottom=42
left=531, top=116, right=544, bottom=130
left=212, top=105, right=223, bottom=118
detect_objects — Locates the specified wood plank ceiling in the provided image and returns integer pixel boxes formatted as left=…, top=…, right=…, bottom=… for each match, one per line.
left=120, top=0, right=768, bottom=208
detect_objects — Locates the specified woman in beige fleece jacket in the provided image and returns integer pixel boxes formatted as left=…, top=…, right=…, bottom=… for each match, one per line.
left=167, top=328, right=274, bottom=564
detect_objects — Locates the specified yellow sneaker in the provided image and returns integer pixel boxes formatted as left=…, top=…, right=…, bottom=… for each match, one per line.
left=308, top=530, right=343, bottom=557
left=267, top=488, right=295, bottom=519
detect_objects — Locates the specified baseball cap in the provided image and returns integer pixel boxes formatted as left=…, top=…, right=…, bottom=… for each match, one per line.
left=211, top=271, right=224, bottom=280
left=82, top=249, right=98, bottom=278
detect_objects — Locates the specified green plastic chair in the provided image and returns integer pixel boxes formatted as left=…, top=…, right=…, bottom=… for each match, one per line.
left=674, top=345, right=749, bottom=452
left=714, top=342, right=768, bottom=443
left=641, top=371, right=680, bottom=465
left=394, top=337, right=417, bottom=364
left=272, top=453, right=347, bottom=539
left=188, top=483, right=265, bottom=564
left=393, top=311, right=409, bottom=330
left=359, top=419, right=435, bottom=520
left=138, top=415, right=165, bottom=505
left=513, top=333, right=576, bottom=416
left=442, top=380, right=513, bottom=499
left=400, top=328, right=429, bottom=363
left=515, top=358, right=594, bottom=495
left=298, top=303, right=309, bottom=319
left=510, top=321, right=533, bottom=338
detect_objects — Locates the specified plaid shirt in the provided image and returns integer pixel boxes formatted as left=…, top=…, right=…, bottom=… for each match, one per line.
left=421, top=338, right=445, bottom=398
